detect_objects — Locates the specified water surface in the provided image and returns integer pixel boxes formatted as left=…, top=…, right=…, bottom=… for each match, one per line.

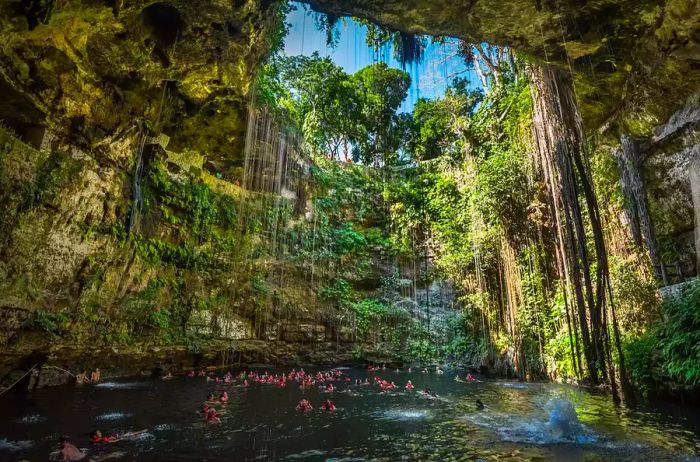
left=1, top=367, right=698, bottom=461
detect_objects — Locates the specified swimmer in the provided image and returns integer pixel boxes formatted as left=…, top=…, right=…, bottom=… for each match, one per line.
left=219, top=391, right=229, bottom=403
left=206, top=393, right=217, bottom=402
left=90, top=430, right=119, bottom=443
left=475, top=399, right=485, bottom=410
left=75, top=370, right=89, bottom=385
left=90, top=368, right=101, bottom=383
left=321, top=399, right=336, bottom=411
left=206, top=409, right=221, bottom=424
left=466, top=373, right=476, bottom=382
left=436, top=367, right=444, bottom=375
left=296, top=399, right=313, bottom=412
left=408, top=367, right=412, bottom=373
left=162, top=371, right=174, bottom=380
left=243, top=379, right=249, bottom=388
left=325, top=383, right=334, bottom=392
left=53, top=436, right=86, bottom=461
left=405, top=380, right=414, bottom=391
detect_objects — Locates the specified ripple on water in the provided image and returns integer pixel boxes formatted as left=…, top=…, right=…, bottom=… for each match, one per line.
left=95, top=412, right=132, bottom=421
left=499, top=382, right=529, bottom=389
left=461, top=411, right=599, bottom=445
left=378, top=409, right=429, bottom=420
left=0, top=438, right=33, bottom=451
left=284, top=449, right=327, bottom=459
left=17, top=414, right=47, bottom=424
left=152, top=423, right=176, bottom=431
left=94, top=381, right=146, bottom=390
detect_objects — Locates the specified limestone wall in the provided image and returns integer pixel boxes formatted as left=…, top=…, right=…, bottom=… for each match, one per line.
left=691, top=155, right=700, bottom=273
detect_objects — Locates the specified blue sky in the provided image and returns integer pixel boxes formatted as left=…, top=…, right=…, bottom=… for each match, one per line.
left=282, top=3, right=475, bottom=113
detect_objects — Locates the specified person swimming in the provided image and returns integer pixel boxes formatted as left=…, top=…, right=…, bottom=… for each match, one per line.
left=475, top=399, right=485, bottom=410
left=75, top=370, right=88, bottom=385
left=219, top=391, right=228, bottom=403
left=52, top=436, right=86, bottom=461
left=420, top=387, right=438, bottom=398
left=243, top=379, right=249, bottom=387
left=405, top=380, right=414, bottom=391
left=296, top=399, right=313, bottom=412
left=206, top=409, right=221, bottom=423
left=466, top=373, right=476, bottom=382
left=325, top=383, right=334, bottom=392
left=321, top=399, right=336, bottom=411
left=90, top=430, right=118, bottom=443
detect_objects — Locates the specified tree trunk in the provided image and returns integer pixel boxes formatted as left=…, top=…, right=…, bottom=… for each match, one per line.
left=527, top=64, right=632, bottom=401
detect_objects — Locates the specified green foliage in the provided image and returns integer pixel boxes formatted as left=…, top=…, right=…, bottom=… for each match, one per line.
left=623, top=331, right=661, bottom=396
left=659, top=281, right=700, bottom=386
left=545, top=329, right=578, bottom=380
left=353, top=298, right=388, bottom=339
left=609, top=256, right=660, bottom=334
left=30, top=309, right=71, bottom=336
left=268, top=55, right=410, bottom=165
left=622, top=281, right=700, bottom=394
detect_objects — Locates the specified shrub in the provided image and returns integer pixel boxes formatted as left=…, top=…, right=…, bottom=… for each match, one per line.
left=623, top=331, right=661, bottom=396
left=659, top=280, right=700, bottom=386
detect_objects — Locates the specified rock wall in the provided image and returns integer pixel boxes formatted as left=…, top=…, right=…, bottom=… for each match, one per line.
left=644, top=93, right=700, bottom=277
left=691, top=154, right=700, bottom=272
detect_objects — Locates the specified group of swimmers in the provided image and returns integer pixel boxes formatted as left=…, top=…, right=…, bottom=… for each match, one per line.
left=51, top=365, right=480, bottom=459
left=295, top=398, right=337, bottom=412
left=189, top=364, right=480, bottom=419
left=74, top=368, right=101, bottom=385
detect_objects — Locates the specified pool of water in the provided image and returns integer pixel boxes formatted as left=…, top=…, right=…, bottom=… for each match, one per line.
left=1, top=367, right=698, bottom=461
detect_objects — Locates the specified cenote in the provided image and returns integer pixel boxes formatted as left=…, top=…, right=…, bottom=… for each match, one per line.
left=1, top=0, right=699, bottom=461
left=1, top=367, right=699, bottom=461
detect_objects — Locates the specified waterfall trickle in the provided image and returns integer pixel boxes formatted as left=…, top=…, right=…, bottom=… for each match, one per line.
left=238, top=101, right=309, bottom=341
left=128, top=127, right=147, bottom=234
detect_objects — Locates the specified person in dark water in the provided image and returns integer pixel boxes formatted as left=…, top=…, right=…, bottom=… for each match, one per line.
left=321, top=399, right=336, bottom=411
left=296, top=399, right=313, bottom=412
left=90, top=430, right=119, bottom=443
left=476, top=399, right=485, bottom=410
left=51, top=436, right=87, bottom=461
left=206, top=409, right=221, bottom=423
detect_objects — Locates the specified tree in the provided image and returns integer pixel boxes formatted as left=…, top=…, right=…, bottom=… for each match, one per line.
left=278, top=54, right=363, bottom=159
left=408, top=78, right=482, bottom=162
left=352, top=63, right=411, bottom=166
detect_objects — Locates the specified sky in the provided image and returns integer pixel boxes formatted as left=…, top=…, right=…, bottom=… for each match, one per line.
left=282, top=3, right=476, bottom=113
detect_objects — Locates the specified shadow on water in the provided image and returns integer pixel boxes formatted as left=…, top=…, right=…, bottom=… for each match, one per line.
left=0, top=368, right=699, bottom=461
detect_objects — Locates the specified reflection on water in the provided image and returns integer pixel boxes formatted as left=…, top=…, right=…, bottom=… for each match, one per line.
left=0, top=368, right=699, bottom=461
left=95, top=381, right=148, bottom=390
left=96, top=412, right=133, bottom=421
left=17, top=414, right=47, bottom=424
